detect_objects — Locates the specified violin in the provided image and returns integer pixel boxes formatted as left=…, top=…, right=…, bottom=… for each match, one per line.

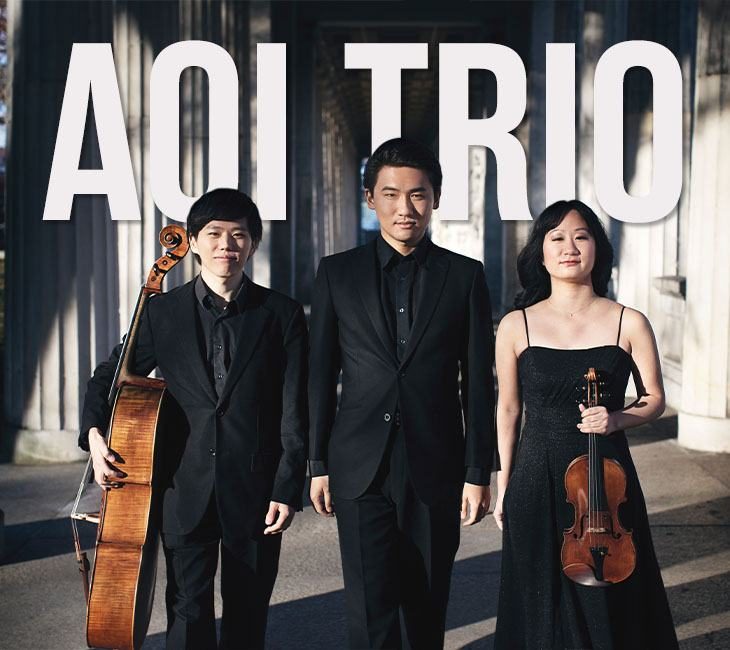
left=71, top=224, right=189, bottom=649
left=561, top=367, right=636, bottom=587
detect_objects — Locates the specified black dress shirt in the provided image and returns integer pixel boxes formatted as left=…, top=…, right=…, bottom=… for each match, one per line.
left=195, top=275, right=248, bottom=397
left=376, top=235, right=489, bottom=487
left=376, top=234, right=431, bottom=362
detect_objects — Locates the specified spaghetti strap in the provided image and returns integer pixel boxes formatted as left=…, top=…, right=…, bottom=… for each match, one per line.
left=616, top=305, right=626, bottom=345
left=522, top=309, right=531, bottom=347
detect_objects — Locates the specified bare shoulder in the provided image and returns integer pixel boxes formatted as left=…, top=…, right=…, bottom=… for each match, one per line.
left=616, top=305, right=656, bottom=353
left=620, top=305, right=653, bottom=335
left=497, top=309, right=526, bottom=336
left=496, top=309, right=528, bottom=356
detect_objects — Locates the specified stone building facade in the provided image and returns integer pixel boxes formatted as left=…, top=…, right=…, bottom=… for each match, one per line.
left=3, top=0, right=729, bottom=461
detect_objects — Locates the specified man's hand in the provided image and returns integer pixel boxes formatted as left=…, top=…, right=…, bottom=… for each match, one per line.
left=461, top=483, right=490, bottom=526
left=310, top=475, right=334, bottom=517
left=264, top=502, right=295, bottom=535
left=88, top=427, right=126, bottom=490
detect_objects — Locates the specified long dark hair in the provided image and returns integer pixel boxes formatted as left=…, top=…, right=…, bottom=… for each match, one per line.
left=514, top=200, right=613, bottom=309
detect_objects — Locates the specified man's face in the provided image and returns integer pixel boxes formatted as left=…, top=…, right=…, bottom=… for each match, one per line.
left=365, top=166, right=439, bottom=248
left=189, top=218, right=256, bottom=280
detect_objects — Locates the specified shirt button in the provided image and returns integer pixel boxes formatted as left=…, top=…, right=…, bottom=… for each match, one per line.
left=384, top=413, right=391, bottom=422
left=217, top=407, right=226, bottom=417
left=400, top=371, right=406, bottom=377
left=217, top=373, right=223, bottom=379
left=399, top=308, right=405, bottom=313
left=209, top=448, right=216, bottom=456
left=216, top=344, right=222, bottom=350
left=400, top=338, right=407, bottom=345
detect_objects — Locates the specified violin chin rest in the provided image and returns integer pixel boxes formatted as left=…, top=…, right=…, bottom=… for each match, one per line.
left=563, top=562, right=611, bottom=588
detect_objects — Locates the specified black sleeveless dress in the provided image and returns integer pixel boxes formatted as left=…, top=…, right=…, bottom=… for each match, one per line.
left=494, top=309, right=678, bottom=649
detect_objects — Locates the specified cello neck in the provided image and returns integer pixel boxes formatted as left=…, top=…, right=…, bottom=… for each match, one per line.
left=107, top=287, right=159, bottom=405
left=106, top=224, right=189, bottom=405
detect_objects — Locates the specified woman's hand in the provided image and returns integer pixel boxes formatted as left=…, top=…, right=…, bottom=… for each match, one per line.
left=493, top=492, right=505, bottom=531
left=577, top=404, right=617, bottom=435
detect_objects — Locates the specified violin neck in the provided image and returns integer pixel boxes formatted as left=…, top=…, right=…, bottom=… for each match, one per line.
left=588, top=432, right=608, bottom=511
left=586, top=369, right=608, bottom=512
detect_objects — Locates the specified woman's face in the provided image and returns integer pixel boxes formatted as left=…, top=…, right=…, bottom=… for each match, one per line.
left=541, top=210, right=596, bottom=283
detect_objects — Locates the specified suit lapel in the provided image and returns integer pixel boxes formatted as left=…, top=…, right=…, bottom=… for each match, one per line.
left=217, top=283, right=272, bottom=406
left=400, top=247, right=449, bottom=368
left=169, top=282, right=218, bottom=404
left=354, top=242, right=399, bottom=367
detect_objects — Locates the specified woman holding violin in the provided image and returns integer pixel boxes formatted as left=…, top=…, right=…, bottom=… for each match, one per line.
left=493, top=200, right=677, bottom=648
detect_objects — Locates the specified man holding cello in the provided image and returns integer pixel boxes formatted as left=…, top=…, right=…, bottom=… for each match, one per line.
left=79, top=189, right=308, bottom=649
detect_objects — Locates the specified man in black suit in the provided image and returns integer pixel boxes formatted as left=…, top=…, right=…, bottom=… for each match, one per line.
left=80, top=189, right=307, bottom=649
left=309, top=138, right=496, bottom=649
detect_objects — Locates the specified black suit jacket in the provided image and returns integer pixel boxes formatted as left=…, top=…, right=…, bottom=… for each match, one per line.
left=80, top=279, right=308, bottom=544
left=308, top=239, right=495, bottom=504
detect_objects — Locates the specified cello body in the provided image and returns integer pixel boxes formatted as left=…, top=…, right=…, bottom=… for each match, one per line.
left=76, top=225, right=189, bottom=650
left=86, top=384, right=166, bottom=650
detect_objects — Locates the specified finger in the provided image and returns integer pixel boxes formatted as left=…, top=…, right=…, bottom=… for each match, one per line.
left=311, top=490, right=326, bottom=515
left=578, top=403, right=586, bottom=413
left=264, top=507, right=289, bottom=535
left=495, top=515, right=503, bottom=531
left=462, top=500, right=478, bottom=526
left=324, top=489, right=334, bottom=515
left=460, top=495, right=468, bottom=520
left=265, top=502, right=278, bottom=526
left=94, top=457, right=125, bottom=479
left=279, top=510, right=294, bottom=531
left=94, top=473, right=110, bottom=490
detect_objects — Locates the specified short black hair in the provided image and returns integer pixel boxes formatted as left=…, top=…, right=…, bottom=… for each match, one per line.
left=363, top=137, right=442, bottom=196
left=186, top=188, right=263, bottom=245
left=514, top=200, right=614, bottom=309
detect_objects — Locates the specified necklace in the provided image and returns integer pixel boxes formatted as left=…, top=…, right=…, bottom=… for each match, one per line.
left=546, top=296, right=598, bottom=318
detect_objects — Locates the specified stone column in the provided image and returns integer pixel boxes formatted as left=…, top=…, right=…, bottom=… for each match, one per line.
left=678, top=0, right=730, bottom=452
left=3, top=0, right=254, bottom=462
left=311, top=41, right=358, bottom=260
left=247, top=1, right=272, bottom=289
left=430, top=146, right=486, bottom=264
left=4, top=0, right=115, bottom=462
left=499, top=0, right=560, bottom=312
left=614, top=1, right=690, bottom=407
left=576, top=0, right=627, bottom=215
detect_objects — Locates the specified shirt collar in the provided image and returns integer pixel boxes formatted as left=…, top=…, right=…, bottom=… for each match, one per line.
left=376, top=234, right=431, bottom=269
left=195, top=274, right=248, bottom=312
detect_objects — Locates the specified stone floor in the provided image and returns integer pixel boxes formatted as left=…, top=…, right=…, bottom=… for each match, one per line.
left=1, top=413, right=728, bottom=649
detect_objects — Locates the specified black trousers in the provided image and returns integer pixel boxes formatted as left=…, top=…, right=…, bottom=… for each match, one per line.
left=161, top=493, right=281, bottom=650
left=334, top=426, right=461, bottom=650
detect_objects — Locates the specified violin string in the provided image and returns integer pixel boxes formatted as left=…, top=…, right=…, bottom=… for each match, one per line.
left=590, top=379, right=596, bottom=542
left=589, top=379, right=592, bottom=540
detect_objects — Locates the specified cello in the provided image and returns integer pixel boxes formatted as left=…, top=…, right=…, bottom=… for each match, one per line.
left=561, top=367, right=636, bottom=587
left=71, top=224, right=189, bottom=650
